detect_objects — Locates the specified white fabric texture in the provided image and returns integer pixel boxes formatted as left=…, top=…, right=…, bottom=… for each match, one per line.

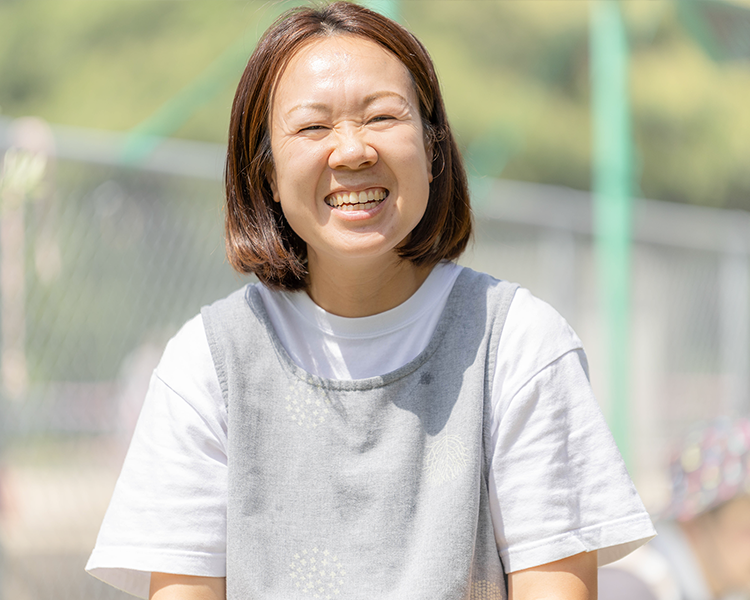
left=86, top=262, right=655, bottom=598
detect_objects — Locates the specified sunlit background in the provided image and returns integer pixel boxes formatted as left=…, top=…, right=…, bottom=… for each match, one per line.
left=1, top=1, right=749, bottom=598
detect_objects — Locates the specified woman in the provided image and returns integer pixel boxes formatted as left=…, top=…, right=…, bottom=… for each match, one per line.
left=87, top=3, right=655, bottom=599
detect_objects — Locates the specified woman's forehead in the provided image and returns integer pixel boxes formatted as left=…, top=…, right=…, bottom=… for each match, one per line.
left=276, top=34, right=412, bottom=95
left=296, top=35, right=381, bottom=64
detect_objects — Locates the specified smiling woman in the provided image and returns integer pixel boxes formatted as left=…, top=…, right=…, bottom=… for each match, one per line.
left=268, top=34, right=434, bottom=315
left=85, top=3, right=655, bottom=600
left=223, top=1, right=470, bottom=294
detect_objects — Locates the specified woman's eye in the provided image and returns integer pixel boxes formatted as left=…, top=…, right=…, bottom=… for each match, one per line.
left=300, top=125, right=327, bottom=132
left=370, top=115, right=394, bottom=123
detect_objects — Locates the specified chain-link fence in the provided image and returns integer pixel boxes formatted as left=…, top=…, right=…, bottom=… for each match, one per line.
left=1, top=116, right=748, bottom=598
left=0, top=117, right=248, bottom=600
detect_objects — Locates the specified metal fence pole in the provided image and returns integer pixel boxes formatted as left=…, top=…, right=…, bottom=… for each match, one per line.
left=362, top=0, right=400, bottom=22
left=590, top=0, right=634, bottom=467
left=720, top=239, right=750, bottom=416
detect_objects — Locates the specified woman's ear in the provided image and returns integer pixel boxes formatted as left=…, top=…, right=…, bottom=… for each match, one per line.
left=425, top=141, right=434, bottom=184
left=268, top=171, right=280, bottom=203
left=424, top=125, right=436, bottom=183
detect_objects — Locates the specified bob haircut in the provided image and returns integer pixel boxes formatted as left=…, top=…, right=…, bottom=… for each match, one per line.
left=225, top=1, right=472, bottom=290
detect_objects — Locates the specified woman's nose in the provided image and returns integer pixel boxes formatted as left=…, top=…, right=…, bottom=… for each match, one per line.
left=328, top=126, right=378, bottom=170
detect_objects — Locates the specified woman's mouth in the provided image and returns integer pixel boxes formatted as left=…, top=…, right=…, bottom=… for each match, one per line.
left=325, top=188, right=388, bottom=211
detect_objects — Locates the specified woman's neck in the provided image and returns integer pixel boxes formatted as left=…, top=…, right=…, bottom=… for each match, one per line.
left=305, top=253, right=433, bottom=318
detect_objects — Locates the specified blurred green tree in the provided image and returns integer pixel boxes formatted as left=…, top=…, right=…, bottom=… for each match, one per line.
left=1, top=1, right=749, bottom=209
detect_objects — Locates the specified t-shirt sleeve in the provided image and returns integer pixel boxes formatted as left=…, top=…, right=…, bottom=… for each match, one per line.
left=488, top=289, right=655, bottom=573
left=85, top=315, right=227, bottom=599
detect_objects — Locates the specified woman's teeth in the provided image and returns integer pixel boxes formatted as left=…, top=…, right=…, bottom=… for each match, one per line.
left=325, top=189, right=387, bottom=211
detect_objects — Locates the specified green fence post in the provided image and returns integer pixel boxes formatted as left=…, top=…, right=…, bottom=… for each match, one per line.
left=361, top=0, right=400, bottom=22
left=590, top=0, right=633, bottom=468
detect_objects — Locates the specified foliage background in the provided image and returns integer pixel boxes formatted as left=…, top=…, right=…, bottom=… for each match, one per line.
left=1, top=0, right=749, bottom=210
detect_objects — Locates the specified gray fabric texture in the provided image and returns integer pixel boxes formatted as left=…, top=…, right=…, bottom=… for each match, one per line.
left=201, top=268, right=518, bottom=600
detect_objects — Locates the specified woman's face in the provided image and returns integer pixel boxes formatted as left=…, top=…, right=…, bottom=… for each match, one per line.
left=269, top=34, right=432, bottom=270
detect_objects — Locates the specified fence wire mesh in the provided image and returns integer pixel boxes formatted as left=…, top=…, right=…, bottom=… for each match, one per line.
left=0, top=120, right=748, bottom=599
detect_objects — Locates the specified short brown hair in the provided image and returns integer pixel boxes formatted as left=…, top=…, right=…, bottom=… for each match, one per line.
left=225, top=1, right=472, bottom=290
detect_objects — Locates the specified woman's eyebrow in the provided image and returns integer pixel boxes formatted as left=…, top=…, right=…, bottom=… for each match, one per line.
left=288, top=92, right=409, bottom=114
left=363, top=91, right=409, bottom=106
left=287, top=102, right=330, bottom=115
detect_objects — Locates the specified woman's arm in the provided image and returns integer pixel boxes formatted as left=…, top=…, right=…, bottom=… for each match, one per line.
left=507, top=551, right=597, bottom=600
left=149, top=573, right=226, bottom=600
left=147, top=553, right=594, bottom=600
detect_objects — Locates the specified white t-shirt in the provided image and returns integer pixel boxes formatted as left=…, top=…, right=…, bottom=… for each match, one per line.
left=87, top=262, right=655, bottom=598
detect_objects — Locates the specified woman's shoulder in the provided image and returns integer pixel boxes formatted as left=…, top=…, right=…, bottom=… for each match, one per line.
left=458, top=267, right=583, bottom=357
left=492, top=282, right=588, bottom=400
left=504, top=286, right=582, bottom=353
left=156, top=312, right=224, bottom=409
left=201, top=283, right=258, bottom=323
